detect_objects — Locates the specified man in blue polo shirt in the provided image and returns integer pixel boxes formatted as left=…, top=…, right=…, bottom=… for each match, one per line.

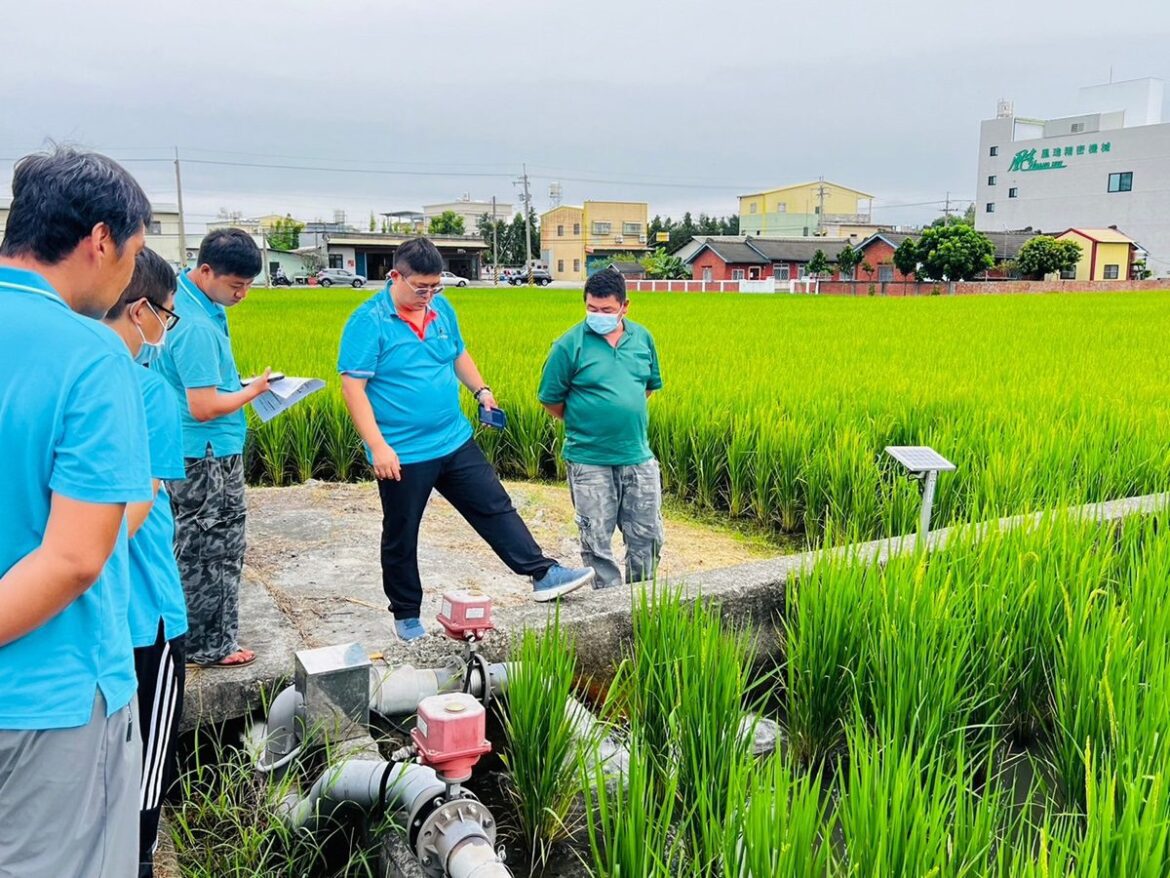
left=154, top=229, right=268, bottom=668
left=339, top=237, right=593, bottom=642
left=538, top=268, right=665, bottom=590
left=102, top=248, right=188, bottom=878
left=0, top=147, right=153, bottom=878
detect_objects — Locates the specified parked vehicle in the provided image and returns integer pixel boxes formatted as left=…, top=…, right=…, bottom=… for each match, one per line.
left=440, top=270, right=470, bottom=287
left=317, top=268, right=367, bottom=288
left=507, top=268, right=553, bottom=286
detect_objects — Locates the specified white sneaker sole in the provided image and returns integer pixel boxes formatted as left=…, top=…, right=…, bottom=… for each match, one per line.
left=532, top=570, right=594, bottom=603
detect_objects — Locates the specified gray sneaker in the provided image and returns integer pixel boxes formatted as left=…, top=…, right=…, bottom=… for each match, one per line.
left=532, top=565, right=594, bottom=602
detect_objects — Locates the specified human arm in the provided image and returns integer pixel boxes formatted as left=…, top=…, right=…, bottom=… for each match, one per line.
left=340, top=375, right=401, bottom=480
left=125, top=480, right=160, bottom=536
left=0, top=496, right=126, bottom=647
left=537, top=340, right=572, bottom=421
left=542, top=402, right=566, bottom=420
left=454, top=351, right=497, bottom=410
left=187, top=368, right=271, bottom=422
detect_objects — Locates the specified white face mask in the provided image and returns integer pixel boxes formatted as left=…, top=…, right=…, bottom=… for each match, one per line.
left=133, top=303, right=167, bottom=366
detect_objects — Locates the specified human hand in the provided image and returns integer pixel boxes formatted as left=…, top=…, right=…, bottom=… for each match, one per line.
left=251, top=368, right=273, bottom=396
left=372, top=443, right=402, bottom=481
left=478, top=390, right=498, bottom=411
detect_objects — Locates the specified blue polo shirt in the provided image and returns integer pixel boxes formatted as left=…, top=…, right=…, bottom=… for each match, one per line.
left=128, top=367, right=189, bottom=647
left=153, top=272, right=246, bottom=459
left=0, top=265, right=152, bottom=730
left=337, top=287, right=473, bottom=464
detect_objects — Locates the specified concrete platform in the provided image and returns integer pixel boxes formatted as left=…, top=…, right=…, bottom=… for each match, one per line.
left=183, top=482, right=1170, bottom=731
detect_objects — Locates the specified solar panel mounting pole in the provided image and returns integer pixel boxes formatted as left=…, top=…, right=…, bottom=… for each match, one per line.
left=919, top=469, right=938, bottom=538
left=883, top=446, right=956, bottom=546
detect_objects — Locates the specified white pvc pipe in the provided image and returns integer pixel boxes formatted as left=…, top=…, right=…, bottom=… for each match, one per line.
left=370, top=662, right=510, bottom=716
left=447, top=838, right=513, bottom=878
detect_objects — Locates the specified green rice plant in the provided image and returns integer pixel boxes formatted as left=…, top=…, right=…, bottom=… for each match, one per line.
left=724, top=418, right=755, bottom=519
left=722, top=751, right=835, bottom=878
left=320, top=394, right=361, bottom=481
left=252, top=416, right=290, bottom=486
left=288, top=404, right=321, bottom=483
left=579, top=732, right=682, bottom=878
left=498, top=614, right=587, bottom=874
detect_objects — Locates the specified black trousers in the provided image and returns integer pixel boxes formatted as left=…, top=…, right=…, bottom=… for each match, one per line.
left=377, top=437, right=555, bottom=619
left=134, top=621, right=186, bottom=878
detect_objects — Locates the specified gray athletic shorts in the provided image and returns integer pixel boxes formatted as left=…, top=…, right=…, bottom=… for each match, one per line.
left=0, top=692, right=140, bottom=878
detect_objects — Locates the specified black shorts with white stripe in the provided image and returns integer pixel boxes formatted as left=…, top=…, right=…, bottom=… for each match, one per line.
left=134, top=621, right=186, bottom=878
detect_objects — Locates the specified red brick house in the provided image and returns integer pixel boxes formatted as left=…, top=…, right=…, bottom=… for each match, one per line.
left=684, top=236, right=851, bottom=282
left=854, top=230, right=1037, bottom=282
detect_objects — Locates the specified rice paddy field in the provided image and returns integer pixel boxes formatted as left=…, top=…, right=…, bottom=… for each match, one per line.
left=231, top=286, right=1170, bottom=543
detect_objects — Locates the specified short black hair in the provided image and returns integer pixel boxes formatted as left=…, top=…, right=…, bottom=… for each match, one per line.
left=196, top=229, right=262, bottom=278
left=106, top=248, right=177, bottom=319
left=584, top=266, right=627, bottom=304
left=0, top=146, right=152, bottom=265
left=394, top=237, right=443, bottom=276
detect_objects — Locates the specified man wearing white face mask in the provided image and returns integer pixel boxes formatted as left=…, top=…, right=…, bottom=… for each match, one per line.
left=102, top=249, right=188, bottom=878
left=538, top=267, right=664, bottom=590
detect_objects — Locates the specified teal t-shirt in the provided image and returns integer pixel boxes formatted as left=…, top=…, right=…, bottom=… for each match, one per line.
left=128, top=367, right=189, bottom=647
left=153, top=272, right=246, bottom=459
left=537, top=318, right=663, bottom=467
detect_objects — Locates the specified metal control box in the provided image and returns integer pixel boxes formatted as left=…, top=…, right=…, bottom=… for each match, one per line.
left=294, top=642, right=372, bottom=742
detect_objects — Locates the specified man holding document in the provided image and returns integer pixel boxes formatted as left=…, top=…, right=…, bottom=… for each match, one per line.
left=338, top=237, right=594, bottom=642
left=154, top=229, right=268, bottom=667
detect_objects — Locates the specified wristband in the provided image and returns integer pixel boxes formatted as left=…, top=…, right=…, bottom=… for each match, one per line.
left=473, top=386, right=491, bottom=400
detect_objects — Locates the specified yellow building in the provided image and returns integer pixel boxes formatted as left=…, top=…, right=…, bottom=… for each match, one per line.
left=1055, top=228, right=1138, bottom=281
left=739, top=181, right=874, bottom=237
left=541, top=201, right=649, bottom=281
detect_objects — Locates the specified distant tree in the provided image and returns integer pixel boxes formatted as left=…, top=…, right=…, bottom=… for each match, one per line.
left=428, top=210, right=466, bottom=236
left=641, top=248, right=690, bottom=280
left=914, top=224, right=995, bottom=281
left=1014, top=236, right=1083, bottom=279
left=301, top=250, right=325, bottom=273
left=892, top=239, right=919, bottom=278
left=963, top=203, right=976, bottom=225
left=266, top=215, right=304, bottom=251
left=806, top=249, right=831, bottom=278
left=836, top=243, right=862, bottom=279
left=369, top=211, right=377, bottom=232
left=721, top=215, right=740, bottom=235
left=859, top=260, right=875, bottom=280
left=1132, top=259, right=1152, bottom=280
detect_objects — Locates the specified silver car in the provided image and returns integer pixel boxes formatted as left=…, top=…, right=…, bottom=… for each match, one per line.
left=440, top=270, right=470, bottom=287
left=316, top=268, right=367, bottom=288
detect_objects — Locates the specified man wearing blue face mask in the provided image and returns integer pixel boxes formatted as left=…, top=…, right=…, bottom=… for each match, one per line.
left=538, top=267, right=664, bottom=590
left=101, top=248, right=188, bottom=878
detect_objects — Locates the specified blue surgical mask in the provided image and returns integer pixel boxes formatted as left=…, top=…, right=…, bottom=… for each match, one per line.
left=586, top=312, right=621, bottom=335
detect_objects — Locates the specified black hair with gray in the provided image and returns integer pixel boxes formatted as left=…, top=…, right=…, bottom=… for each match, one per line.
left=394, top=237, right=444, bottom=276
left=106, top=248, right=178, bottom=319
left=583, top=265, right=627, bottom=304
left=196, top=228, right=262, bottom=278
left=0, top=146, right=152, bottom=265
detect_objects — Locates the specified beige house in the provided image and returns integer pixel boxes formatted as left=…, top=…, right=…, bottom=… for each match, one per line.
left=541, top=201, right=649, bottom=281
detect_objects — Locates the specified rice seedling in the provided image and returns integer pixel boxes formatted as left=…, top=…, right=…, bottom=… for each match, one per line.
left=498, top=614, right=588, bottom=874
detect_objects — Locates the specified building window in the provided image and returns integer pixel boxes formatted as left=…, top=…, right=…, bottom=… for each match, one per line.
left=749, top=203, right=757, bottom=214
left=814, top=206, right=821, bottom=215
left=329, top=254, right=343, bottom=268
left=147, top=220, right=162, bottom=235
left=988, top=175, right=996, bottom=186
left=777, top=203, right=787, bottom=213
left=591, top=221, right=611, bottom=235
left=1060, top=267, right=1076, bottom=280
left=773, top=264, right=790, bottom=280
left=557, top=259, right=564, bottom=272
left=622, top=222, right=641, bottom=235
left=1107, top=172, right=1133, bottom=193
left=1071, top=122, right=1085, bottom=133
left=731, top=269, right=745, bottom=280
left=573, top=223, right=580, bottom=235
left=557, top=224, right=564, bottom=236
left=985, top=202, right=995, bottom=213
left=878, top=265, right=894, bottom=282
left=1103, top=264, right=1120, bottom=280
left=989, top=146, right=999, bottom=157
left=573, top=258, right=580, bottom=272
left=1008, top=187, right=1018, bottom=198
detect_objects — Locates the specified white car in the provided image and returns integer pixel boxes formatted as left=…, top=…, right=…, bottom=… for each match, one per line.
left=440, top=270, right=470, bottom=288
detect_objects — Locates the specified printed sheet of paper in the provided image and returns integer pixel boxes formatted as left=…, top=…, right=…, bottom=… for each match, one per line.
left=250, top=376, right=326, bottom=423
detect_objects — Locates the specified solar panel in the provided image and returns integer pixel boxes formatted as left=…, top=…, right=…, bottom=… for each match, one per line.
left=884, top=446, right=956, bottom=473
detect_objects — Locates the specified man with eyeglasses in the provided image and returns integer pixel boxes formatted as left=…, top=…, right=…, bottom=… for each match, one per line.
left=153, top=229, right=269, bottom=668
left=339, top=237, right=594, bottom=642
left=101, top=248, right=188, bottom=878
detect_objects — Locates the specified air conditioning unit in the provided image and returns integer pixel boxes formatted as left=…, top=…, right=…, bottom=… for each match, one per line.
left=638, top=235, right=646, bottom=244
left=614, top=235, right=623, bottom=243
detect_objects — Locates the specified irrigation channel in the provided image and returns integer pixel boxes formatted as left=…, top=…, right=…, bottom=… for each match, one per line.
left=168, top=488, right=1170, bottom=878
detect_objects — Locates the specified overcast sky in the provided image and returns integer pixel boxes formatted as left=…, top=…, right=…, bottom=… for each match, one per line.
left=3, top=0, right=1167, bottom=230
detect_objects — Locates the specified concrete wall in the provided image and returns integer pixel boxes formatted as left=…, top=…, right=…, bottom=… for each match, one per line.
left=627, top=278, right=1168, bottom=295
left=975, top=114, right=1170, bottom=276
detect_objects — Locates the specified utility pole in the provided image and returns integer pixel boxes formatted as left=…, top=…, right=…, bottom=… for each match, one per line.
left=491, top=196, right=499, bottom=286
left=519, top=164, right=534, bottom=284
left=815, top=177, right=828, bottom=237
left=944, top=191, right=952, bottom=224
left=174, top=147, right=187, bottom=270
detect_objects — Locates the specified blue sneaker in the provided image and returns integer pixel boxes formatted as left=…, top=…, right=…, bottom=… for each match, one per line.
left=394, top=618, right=427, bottom=642
left=532, top=565, right=594, bottom=602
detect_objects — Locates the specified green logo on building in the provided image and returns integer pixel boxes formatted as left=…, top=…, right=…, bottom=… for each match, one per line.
left=1008, top=149, right=1065, bottom=172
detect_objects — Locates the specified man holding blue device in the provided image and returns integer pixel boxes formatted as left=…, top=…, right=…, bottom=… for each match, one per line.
left=339, top=237, right=594, bottom=642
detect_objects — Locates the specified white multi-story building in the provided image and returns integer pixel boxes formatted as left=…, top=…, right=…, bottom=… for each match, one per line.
left=422, top=196, right=512, bottom=234
left=975, top=78, right=1170, bottom=277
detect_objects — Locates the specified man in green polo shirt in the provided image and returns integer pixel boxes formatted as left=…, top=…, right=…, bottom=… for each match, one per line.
left=538, top=268, right=664, bottom=590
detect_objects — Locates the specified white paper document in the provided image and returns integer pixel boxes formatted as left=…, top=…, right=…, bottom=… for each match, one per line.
left=249, top=376, right=326, bottom=423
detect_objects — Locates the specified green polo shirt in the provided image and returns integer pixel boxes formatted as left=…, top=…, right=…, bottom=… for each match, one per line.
left=538, top=318, right=663, bottom=467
